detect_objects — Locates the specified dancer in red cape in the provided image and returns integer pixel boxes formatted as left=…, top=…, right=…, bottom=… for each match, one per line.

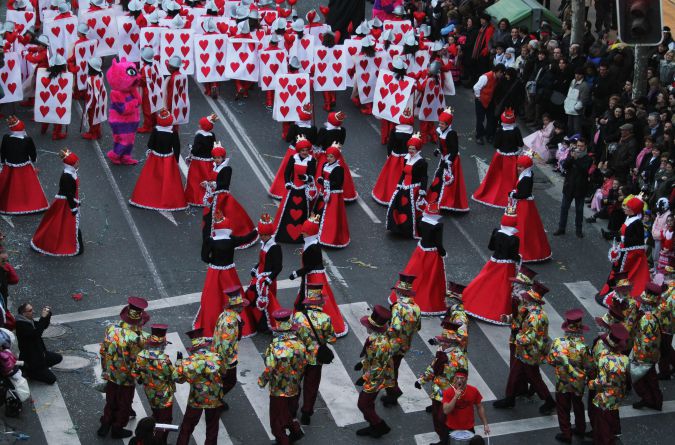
left=372, top=108, right=414, bottom=205
left=315, top=144, right=350, bottom=248
left=185, top=114, right=218, bottom=206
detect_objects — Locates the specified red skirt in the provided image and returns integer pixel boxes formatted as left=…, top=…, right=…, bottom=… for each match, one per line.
left=30, top=197, right=80, bottom=256
left=388, top=245, right=447, bottom=315
left=515, top=199, right=552, bottom=262
left=130, top=152, right=188, bottom=211
left=184, top=158, right=212, bottom=206
left=472, top=152, right=518, bottom=208
left=269, top=147, right=295, bottom=199
left=318, top=192, right=350, bottom=248
left=194, top=264, right=254, bottom=338
left=243, top=278, right=282, bottom=332
left=294, top=271, right=348, bottom=337
left=463, top=259, right=516, bottom=325
left=600, top=249, right=650, bottom=298
left=0, top=163, right=49, bottom=214
left=340, top=155, right=358, bottom=202
left=213, top=192, right=257, bottom=249
left=372, top=154, right=405, bottom=205
left=439, top=156, right=469, bottom=212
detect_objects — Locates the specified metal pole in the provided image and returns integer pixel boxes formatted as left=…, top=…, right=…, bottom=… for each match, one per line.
left=632, top=45, right=652, bottom=100
left=570, top=0, right=585, bottom=46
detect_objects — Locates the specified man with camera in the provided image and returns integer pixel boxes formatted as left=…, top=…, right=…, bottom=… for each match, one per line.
left=14, top=303, right=63, bottom=384
left=554, top=137, right=593, bottom=238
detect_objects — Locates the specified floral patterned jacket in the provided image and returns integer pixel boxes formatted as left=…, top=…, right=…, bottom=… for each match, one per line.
left=418, top=345, right=468, bottom=401
left=213, top=309, right=241, bottom=369
left=133, top=347, right=176, bottom=408
left=546, top=334, right=592, bottom=396
left=388, top=296, right=421, bottom=356
left=293, top=309, right=336, bottom=366
left=360, top=332, right=395, bottom=393
left=588, top=351, right=629, bottom=410
left=632, top=308, right=661, bottom=364
left=100, top=321, right=148, bottom=386
left=173, top=348, right=225, bottom=409
left=515, top=304, right=550, bottom=365
left=258, top=333, right=308, bottom=397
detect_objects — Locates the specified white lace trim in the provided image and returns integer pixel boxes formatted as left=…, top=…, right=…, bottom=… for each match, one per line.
left=208, top=263, right=236, bottom=270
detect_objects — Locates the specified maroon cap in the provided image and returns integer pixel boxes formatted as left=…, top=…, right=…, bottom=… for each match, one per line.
left=392, top=273, right=417, bottom=296
left=562, top=308, right=588, bottom=332
left=608, top=323, right=629, bottom=349
left=360, top=304, right=391, bottom=333
left=447, top=282, right=466, bottom=294
left=509, top=265, right=538, bottom=284
left=645, top=282, right=666, bottom=295
left=307, top=283, right=323, bottom=291
left=272, top=308, right=293, bottom=322
left=120, top=296, right=150, bottom=326
left=185, top=328, right=204, bottom=340
left=151, top=324, right=169, bottom=337
left=128, top=296, right=148, bottom=310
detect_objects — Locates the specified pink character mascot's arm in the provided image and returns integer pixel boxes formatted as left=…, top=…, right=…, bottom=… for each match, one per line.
left=106, top=58, right=142, bottom=165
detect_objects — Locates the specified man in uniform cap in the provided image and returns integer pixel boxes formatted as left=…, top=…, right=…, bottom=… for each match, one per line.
left=546, top=309, right=592, bottom=443
left=381, top=273, right=421, bottom=407
left=354, top=304, right=394, bottom=438
left=133, top=324, right=175, bottom=445
left=292, top=283, right=336, bottom=424
left=98, top=297, right=150, bottom=439
left=439, top=282, right=469, bottom=351
left=258, top=308, right=308, bottom=445
left=173, top=328, right=226, bottom=445
left=632, top=282, right=664, bottom=410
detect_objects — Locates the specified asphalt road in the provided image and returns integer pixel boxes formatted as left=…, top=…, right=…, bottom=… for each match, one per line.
left=1, top=3, right=674, bottom=445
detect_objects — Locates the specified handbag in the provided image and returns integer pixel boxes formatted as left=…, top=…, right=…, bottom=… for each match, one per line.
left=304, top=310, right=334, bottom=365
left=9, top=370, right=30, bottom=402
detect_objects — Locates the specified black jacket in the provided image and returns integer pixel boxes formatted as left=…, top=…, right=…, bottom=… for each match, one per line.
left=286, top=124, right=317, bottom=145
left=0, top=135, right=37, bottom=164
left=191, top=132, right=215, bottom=158
left=316, top=126, right=346, bottom=151
left=562, top=153, right=593, bottom=198
left=418, top=220, right=446, bottom=256
left=15, top=313, right=52, bottom=369
left=148, top=128, right=181, bottom=162
left=58, top=172, right=78, bottom=211
left=494, top=127, right=523, bottom=154
left=201, top=230, right=259, bottom=266
left=511, top=174, right=533, bottom=199
left=254, top=242, right=283, bottom=281
left=488, top=229, right=520, bottom=261
left=437, top=129, right=458, bottom=161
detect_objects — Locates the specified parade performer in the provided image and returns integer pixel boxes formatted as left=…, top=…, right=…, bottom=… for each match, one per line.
left=97, top=297, right=150, bottom=439
left=269, top=104, right=317, bottom=199
left=174, top=328, right=226, bottom=445
left=82, top=57, right=106, bottom=140
left=440, top=283, right=470, bottom=351
left=316, top=111, right=357, bottom=201
left=22, top=34, right=50, bottom=108
left=598, top=196, right=650, bottom=300
left=632, top=282, right=664, bottom=411
left=546, top=309, right=592, bottom=443
left=382, top=273, right=421, bottom=406
left=258, top=308, right=308, bottom=445
left=416, top=61, right=446, bottom=144
left=386, top=132, right=428, bottom=239
left=293, top=284, right=336, bottom=425
left=194, top=213, right=258, bottom=337
left=213, top=286, right=249, bottom=409
left=66, top=23, right=91, bottom=101
left=289, top=214, right=348, bottom=337
left=315, top=144, right=350, bottom=248
left=0, top=116, right=48, bottom=215
left=389, top=203, right=447, bottom=315
left=245, top=214, right=283, bottom=332
left=657, top=265, right=675, bottom=380
left=138, top=47, right=159, bottom=133
left=416, top=322, right=468, bottom=445
left=493, top=282, right=556, bottom=414
left=588, top=324, right=630, bottom=445
left=601, top=273, right=639, bottom=335
left=31, top=149, right=83, bottom=257
left=379, top=58, right=410, bottom=145
left=372, top=108, right=415, bottom=205
left=163, top=56, right=188, bottom=130
left=133, top=324, right=175, bottom=445
left=510, top=154, right=552, bottom=262
left=472, top=108, right=523, bottom=208
left=463, top=210, right=520, bottom=324
left=106, top=58, right=142, bottom=165
left=354, top=304, right=394, bottom=438
left=129, top=109, right=188, bottom=211
left=38, top=55, right=69, bottom=140
left=202, top=142, right=257, bottom=247
left=351, top=35, right=377, bottom=115
left=427, top=107, right=469, bottom=212
left=273, top=135, right=317, bottom=244
left=185, top=114, right=218, bottom=206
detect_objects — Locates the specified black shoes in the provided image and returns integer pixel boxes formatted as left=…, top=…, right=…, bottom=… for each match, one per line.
left=539, top=397, right=556, bottom=414
left=300, top=412, right=311, bottom=425
left=554, top=433, right=572, bottom=443
left=370, top=421, right=391, bottom=438
left=356, top=426, right=373, bottom=436
left=97, top=423, right=111, bottom=437
left=110, top=427, right=132, bottom=439
left=380, top=394, right=399, bottom=407
left=288, top=428, right=305, bottom=442
left=576, top=231, right=584, bottom=238
left=493, top=396, right=515, bottom=409
left=553, top=229, right=565, bottom=236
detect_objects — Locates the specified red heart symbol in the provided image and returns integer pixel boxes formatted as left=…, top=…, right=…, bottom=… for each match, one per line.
left=317, top=62, right=327, bottom=73
left=0, top=73, right=7, bottom=83
left=261, top=53, right=270, bottom=64
left=233, top=42, right=242, bottom=51
left=181, top=46, right=190, bottom=57
left=332, top=62, right=343, bottom=73
left=58, top=77, right=69, bottom=89
left=216, top=23, right=229, bottom=34
left=363, top=86, right=371, bottom=96
left=287, top=85, right=297, bottom=95
left=102, top=16, right=111, bottom=26
left=246, top=63, right=255, bottom=74
left=300, top=38, right=311, bottom=50
left=317, top=49, right=327, bottom=60
left=280, top=106, right=289, bottom=117
left=57, top=92, right=67, bottom=103
left=428, top=191, right=439, bottom=202
left=41, top=77, right=51, bottom=88
left=39, top=105, right=49, bottom=117
left=97, top=28, right=106, bottom=38
left=391, top=106, right=400, bottom=116
left=200, top=53, right=209, bottom=63
left=431, top=177, right=440, bottom=187
left=56, top=48, right=65, bottom=56
left=269, top=63, right=279, bottom=74
left=399, top=80, right=410, bottom=91
left=39, top=91, right=50, bottom=103
left=123, top=23, right=133, bottom=33
left=333, top=76, right=343, bottom=86
left=49, top=84, right=59, bottom=95
left=51, top=26, right=61, bottom=37
left=55, top=107, right=67, bottom=118
left=393, top=210, right=407, bottom=225
left=180, top=33, right=190, bottom=44
left=278, top=78, right=289, bottom=88
left=79, top=74, right=86, bottom=84
left=289, top=209, right=303, bottom=220
left=129, top=33, right=139, bottom=44
left=292, top=196, right=303, bottom=205
left=166, top=46, right=175, bottom=56
left=297, top=92, right=307, bottom=102
left=401, top=196, right=409, bottom=206
left=317, top=76, right=326, bottom=86
left=239, top=52, right=249, bottom=62
left=201, top=66, right=210, bottom=77
left=377, top=102, right=385, bottom=112
left=78, top=46, right=86, bottom=57
left=215, top=52, right=225, bottom=62
left=333, top=49, right=342, bottom=59
left=25, top=12, right=34, bottom=21
left=388, top=83, right=398, bottom=94
left=144, top=31, right=155, bottom=41
left=166, top=33, right=174, bottom=43
left=7, top=58, right=15, bottom=70
left=263, top=75, right=272, bottom=86
left=379, top=87, right=388, bottom=98
left=105, top=37, right=115, bottom=48
left=374, top=57, right=382, bottom=68
left=423, top=108, right=432, bottom=118
left=348, top=46, right=357, bottom=56
left=279, top=91, right=290, bottom=103
left=215, top=38, right=224, bottom=50
left=297, top=78, right=307, bottom=88
left=216, top=66, right=225, bottom=76
left=301, top=60, right=310, bottom=70
left=7, top=83, right=16, bottom=94
left=286, top=224, right=303, bottom=240
left=65, top=23, right=75, bottom=34
left=276, top=52, right=285, bottom=62
left=198, top=40, right=209, bottom=51
left=394, top=93, right=405, bottom=103
left=123, top=44, right=132, bottom=54
left=361, top=72, right=370, bottom=83
left=383, top=73, right=393, bottom=84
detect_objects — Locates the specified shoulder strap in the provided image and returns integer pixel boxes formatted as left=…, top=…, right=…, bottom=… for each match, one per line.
left=303, top=310, right=325, bottom=346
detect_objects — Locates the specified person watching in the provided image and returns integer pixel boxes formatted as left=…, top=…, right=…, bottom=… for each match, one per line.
left=442, top=370, right=490, bottom=437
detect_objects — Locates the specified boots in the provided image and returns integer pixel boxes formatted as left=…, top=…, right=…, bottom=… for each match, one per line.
left=380, top=394, right=399, bottom=407
left=300, top=411, right=311, bottom=425
left=369, top=421, right=391, bottom=438
left=97, top=423, right=111, bottom=437
left=210, top=84, right=218, bottom=99
left=106, top=150, right=122, bottom=165
left=52, top=125, right=66, bottom=140
left=356, top=425, right=373, bottom=436
left=110, top=427, right=132, bottom=439
left=120, top=154, right=139, bottom=165
left=288, top=426, right=304, bottom=442
left=539, top=396, right=556, bottom=414
left=493, top=396, right=515, bottom=409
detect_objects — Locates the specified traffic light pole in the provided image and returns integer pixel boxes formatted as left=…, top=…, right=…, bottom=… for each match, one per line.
left=632, top=44, right=651, bottom=100
left=570, top=0, right=585, bottom=45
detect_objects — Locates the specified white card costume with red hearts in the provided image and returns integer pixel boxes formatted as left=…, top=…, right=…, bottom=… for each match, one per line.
left=140, top=27, right=162, bottom=63
left=407, top=49, right=431, bottom=78
left=376, top=44, right=402, bottom=74
left=258, top=48, right=287, bottom=91
left=354, top=54, right=378, bottom=104
left=73, top=39, right=98, bottom=91
left=0, top=53, right=24, bottom=104
left=34, top=68, right=73, bottom=125
left=343, top=39, right=362, bottom=88
left=224, top=39, right=259, bottom=81
left=194, top=34, right=228, bottom=83
left=159, top=29, right=195, bottom=75
left=116, top=16, right=141, bottom=62
left=184, top=7, right=206, bottom=31
left=383, top=20, right=414, bottom=40
left=86, top=75, right=108, bottom=125
left=440, top=55, right=457, bottom=96
left=5, top=10, right=36, bottom=34
left=304, top=24, right=331, bottom=41
left=312, top=45, right=347, bottom=92
left=44, top=16, right=78, bottom=57
left=142, top=63, right=164, bottom=113
left=288, top=34, right=315, bottom=74
left=373, top=69, right=415, bottom=123
left=417, top=76, right=446, bottom=122
left=163, top=73, right=190, bottom=125
left=193, top=16, right=232, bottom=35
left=84, top=10, right=120, bottom=57
left=272, top=73, right=311, bottom=122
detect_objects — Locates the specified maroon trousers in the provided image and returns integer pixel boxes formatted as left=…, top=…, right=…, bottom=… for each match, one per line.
left=176, top=406, right=221, bottom=445
left=659, top=333, right=675, bottom=376
left=633, top=365, right=663, bottom=408
left=509, top=341, right=528, bottom=395
left=505, top=359, right=551, bottom=401
left=357, top=390, right=382, bottom=426
left=100, top=382, right=135, bottom=428
left=555, top=392, right=585, bottom=438
left=592, top=407, right=619, bottom=445
left=588, top=393, right=620, bottom=436
left=151, top=407, right=173, bottom=444
left=270, top=395, right=301, bottom=445
left=432, top=399, right=449, bottom=443
left=301, top=364, right=322, bottom=415
left=385, top=354, right=404, bottom=399
left=222, top=367, right=237, bottom=396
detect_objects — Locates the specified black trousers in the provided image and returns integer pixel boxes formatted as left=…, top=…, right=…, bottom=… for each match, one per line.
left=24, top=351, right=63, bottom=384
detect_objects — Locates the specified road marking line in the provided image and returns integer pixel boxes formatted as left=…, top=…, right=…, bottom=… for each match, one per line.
left=414, top=400, right=675, bottom=444
left=236, top=339, right=274, bottom=439
left=356, top=196, right=382, bottom=224
left=1, top=215, right=14, bottom=228
left=417, top=318, right=496, bottom=401
left=314, top=342, right=363, bottom=426
left=366, top=118, right=381, bottom=136
left=159, top=210, right=178, bottom=226
left=338, top=302, right=430, bottom=413
left=472, top=154, right=489, bottom=183
left=178, top=155, right=189, bottom=177
left=29, top=381, right=82, bottom=445
left=76, top=104, right=169, bottom=300
left=165, top=333, right=234, bottom=445
left=564, top=281, right=606, bottom=319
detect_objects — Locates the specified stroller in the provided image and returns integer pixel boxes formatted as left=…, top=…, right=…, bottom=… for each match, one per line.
left=0, top=374, right=22, bottom=418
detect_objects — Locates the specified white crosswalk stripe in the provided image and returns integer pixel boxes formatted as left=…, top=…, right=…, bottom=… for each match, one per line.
left=28, top=381, right=81, bottom=445
left=565, top=281, right=606, bottom=319
left=236, top=338, right=275, bottom=440
left=338, top=301, right=431, bottom=413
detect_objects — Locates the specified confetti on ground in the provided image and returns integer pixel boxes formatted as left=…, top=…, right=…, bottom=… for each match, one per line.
left=347, top=258, right=378, bottom=269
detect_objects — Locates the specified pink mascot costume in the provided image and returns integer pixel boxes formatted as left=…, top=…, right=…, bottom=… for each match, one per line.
left=106, top=59, right=142, bottom=165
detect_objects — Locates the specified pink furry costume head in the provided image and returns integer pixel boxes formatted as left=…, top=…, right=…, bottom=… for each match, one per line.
left=106, top=58, right=142, bottom=165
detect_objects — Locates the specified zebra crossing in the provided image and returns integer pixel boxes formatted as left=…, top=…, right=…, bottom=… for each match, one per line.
left=12, top=282, right=675, bottom=443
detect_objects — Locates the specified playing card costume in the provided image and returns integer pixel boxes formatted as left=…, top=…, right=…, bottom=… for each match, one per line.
left=463, top=211, right=520, bottom=324
left=185, top=114, right=217, bottom=206
left=290, top=215, right=348, bottom=337
left=315, top=144, right=350, bottom=248
left=0, top=116, right=48, bottom=215
left=511, top=155, right=552, bottom=262
left=129, top=109, right=188, bottom=211
left=386, top=132, right=428, bottom=239
left=472, top=109, right=522, bottom=208
left=372, top=110, right=414, bottom=205
left=30, top=149, right=83, bottom=257
left=34, top=55, right=71, bottom=140
left=82, top=57, right=107, bottom=140
left=106, top=58, right=142, bottom=165
left=389, top=203, right=447, bottom=315
left=427, top=108, right=469, bottom=212
left=139, top=47, right=161, bottom=133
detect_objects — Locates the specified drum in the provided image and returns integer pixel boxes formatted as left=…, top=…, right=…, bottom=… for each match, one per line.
left=449, top=430, right=475, bottom=445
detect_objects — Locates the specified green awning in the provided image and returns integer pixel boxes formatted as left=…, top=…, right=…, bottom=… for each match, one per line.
left=486, top=0, right=562, bottom=34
